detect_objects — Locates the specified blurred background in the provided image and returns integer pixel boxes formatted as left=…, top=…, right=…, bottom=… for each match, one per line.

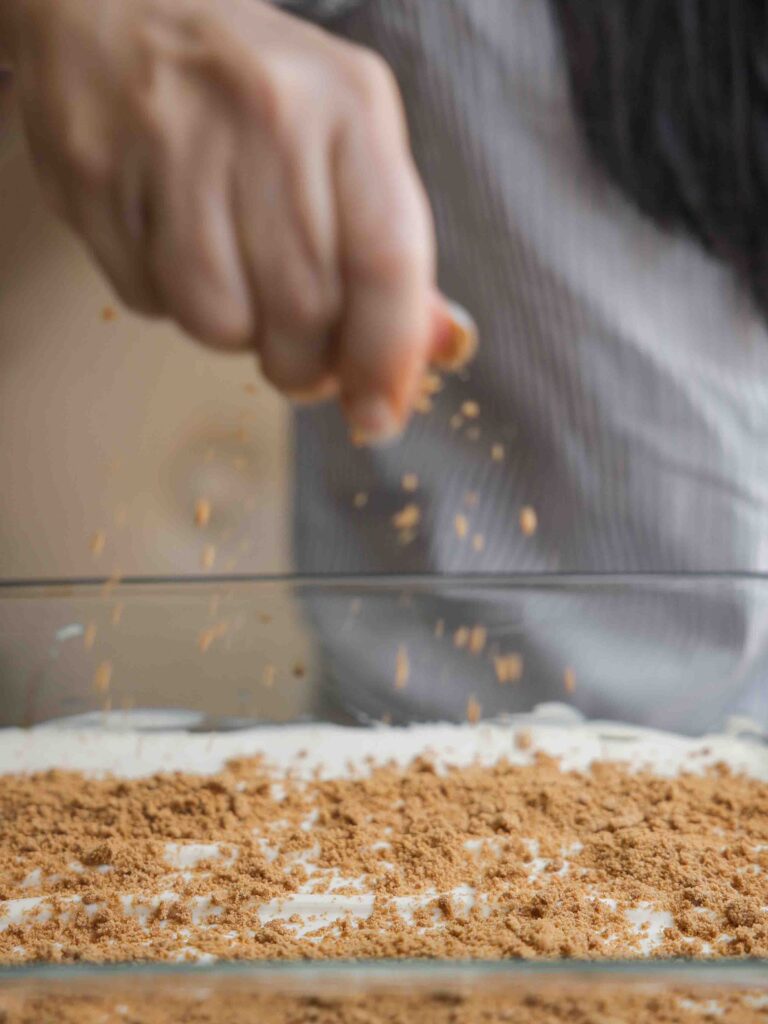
left=0, top=79, right=292, bottom=581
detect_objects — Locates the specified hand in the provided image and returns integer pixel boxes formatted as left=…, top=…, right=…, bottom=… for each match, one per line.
left=2, top=0, right=475, bottom=441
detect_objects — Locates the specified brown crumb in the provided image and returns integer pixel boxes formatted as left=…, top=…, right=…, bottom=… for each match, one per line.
left=83, top=622, right=97, bottom=651
left=194, top=498, right=212, bottom=528
left=101, top=305, right=117, bottom=322
left=472, top=533, right=485, bottom=552
left=422, top=372, right=443, bottom=396
left=519, top=506, right=538, bottom=537
left=244, top=383, right=258, bottom=395
left=93, top=661, right=112, bottom=693
left=450, top=414, right=464, bottom=430
left=198, top=621, right=228, bottom=653
left=461, top=400, right=480, bottom=419
left=110, top=603, right=125, bottom=627
left=89, top=530, right=106, bottom=558
left=516, top=729, right=533, bottom=751
left=394, top=645, right=410, bottom=690
left=466, top=426, right=481, bottom=441
left=454, top=626, right=469, bottom=648
left=454, top=514, right=469, bottom=539
left=564, top=667, right=576, bottom=694
left=434, top=619, right=445, bottom=638
left=414, top=395, right=433, bottom=414
left=292, top=662, right=306, bottom=680
left=201, top=544, right=217, bottom=571
left=262, top=663, right=276, bottom=688
left=402, top=473, right=419, bottom=493
left=464, top=491, right=479, bottom=508
left=468, top=626, right=487, bottom=655
left=466, top=695, right=482, bottom=723
left=494, top=653, right=524, bottom=684
left=491, top=443, right=505, bottom=462
left=353, top=492, right=369, bottom=510
left=392, top=504, right=420, bottom=530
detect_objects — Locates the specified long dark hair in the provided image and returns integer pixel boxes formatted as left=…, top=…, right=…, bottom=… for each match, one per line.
left=550, top=0, right=768, bottom=312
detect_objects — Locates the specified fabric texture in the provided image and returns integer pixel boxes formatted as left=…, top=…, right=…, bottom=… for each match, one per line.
left=290, top=0, right=768, bottom=731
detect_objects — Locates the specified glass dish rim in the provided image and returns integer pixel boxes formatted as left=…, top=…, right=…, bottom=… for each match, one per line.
left=0, top=958, right=766, bottom=988
left=4, top=570, right=768, bottom=595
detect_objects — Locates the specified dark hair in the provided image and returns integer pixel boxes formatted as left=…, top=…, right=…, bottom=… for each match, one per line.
left=550, top=0, right=768, bottom=313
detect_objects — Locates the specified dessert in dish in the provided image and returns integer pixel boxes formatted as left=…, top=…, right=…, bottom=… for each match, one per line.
left=0, top=718, right=766, bottom=964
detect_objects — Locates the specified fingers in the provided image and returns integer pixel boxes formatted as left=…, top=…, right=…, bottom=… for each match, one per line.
left=429, top=294, right=479, bottom=371
left=333, top=56, right=436, bottom=443
left=233, top=118, right=341, bottom=396
left=144, top=104, right=254, bottom=349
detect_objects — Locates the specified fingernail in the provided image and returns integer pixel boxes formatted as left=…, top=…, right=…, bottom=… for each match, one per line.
left=347, top=396, right=402, bottom=447
left=433, top=300, right=478, bottom=371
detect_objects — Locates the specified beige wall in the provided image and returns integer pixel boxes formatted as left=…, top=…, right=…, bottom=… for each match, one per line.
left=0, top=85, right=292, bottom=581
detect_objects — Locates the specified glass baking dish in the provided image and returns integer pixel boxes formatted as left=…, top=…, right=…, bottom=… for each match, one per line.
left=0, top=574, right=766, bottom=1020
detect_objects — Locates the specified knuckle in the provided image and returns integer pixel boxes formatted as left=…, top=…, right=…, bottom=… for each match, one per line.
left=284, top=278, right=335, bottom=336
left=349, top=236, right=428, bottom=287
left=261, top=345, right=326, bottom=393
left=346, top=50, right=400, bottom=114
left=58, top=120, right=112, bottom=192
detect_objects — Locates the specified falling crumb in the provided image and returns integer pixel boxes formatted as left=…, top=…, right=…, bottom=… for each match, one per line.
left=466, top=426, right=481, bottom=441
left=194, top=498, right=212, bottom=528
left=454, top=514, right=469, bottom=539
left=392, top=504, right=421, bottom=530
left=198, top=621, right=228, bottom=653
left=394, top=645, right=410, bottom=690
left=243, top=383, right=257, bottom=396
left=201, top=545, right=216, bottom=570
left=469, top=626, right=487, bottom=655
left=472, top=533, right=485, bottom=552
left=262, top=664, right=276, bottom=688
left=110, top=603, right=125, bottom=627
left=491, top=443, right=505, bottom=462
left=93, top=661, right=112, bottom=693
left=454, top=626, right=469, bottom=649
left=461, top=400, right=480, bottom=419
left=494, top=653, right=524, bottom=684
left=292, top=662, right=306, bottom=679
left=464, top=491, right=479, bottom=508
left=83, top=622, right=97, bottom=651
left=101, top=305, right=117, bottom=322
left=414, top=395, right=433, bottom=414
left=89, top=531, right=106, bottom=558
left=397, top=529, right=417, bottom=546
left=449, top=414, right=464, bottom=431
left=402, top=473, right=419, bottom=492
left=353, top=492, right=369, bottom=510
left=259, top=612, right=272, bottom=624
left=466, top=695, right=482, bottom=724
left=434, top=618, right=445, bottom=638
left=100, top=569, right=123, bottom=598
left=519, top=506, right=538, bottom=537
left=516, top=728, right=533, bottom=751
left=209, top=594, right=221, bottom=618
left=564, top=666, right=577, bottom=694
left=422, top=372, right=443, bottom=395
